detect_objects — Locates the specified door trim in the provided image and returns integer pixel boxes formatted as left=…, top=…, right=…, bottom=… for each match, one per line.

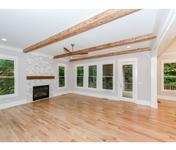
left=118, top=58, right=137, bottom=103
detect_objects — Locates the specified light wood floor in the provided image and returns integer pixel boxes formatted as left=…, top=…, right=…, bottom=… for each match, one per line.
left=0, top=94, right=176, bottom=142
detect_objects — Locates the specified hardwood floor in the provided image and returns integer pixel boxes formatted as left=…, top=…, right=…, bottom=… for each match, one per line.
left=0, top=94, right=176, bottom=142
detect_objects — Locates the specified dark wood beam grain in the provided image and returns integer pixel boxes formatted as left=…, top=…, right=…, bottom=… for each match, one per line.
left=70, top=47, right=151, bottom=62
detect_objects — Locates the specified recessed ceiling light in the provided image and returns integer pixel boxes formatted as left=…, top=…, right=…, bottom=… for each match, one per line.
left=127, top=45, right=131, bottom=49
left=1, top=38, right=7, bottom=42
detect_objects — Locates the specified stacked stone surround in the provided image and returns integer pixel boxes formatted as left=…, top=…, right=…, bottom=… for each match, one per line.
left=25, top=54, right=57, bottom=102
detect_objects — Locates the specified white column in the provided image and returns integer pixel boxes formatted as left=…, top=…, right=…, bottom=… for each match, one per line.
left=151, top=57, right=158, bottom=108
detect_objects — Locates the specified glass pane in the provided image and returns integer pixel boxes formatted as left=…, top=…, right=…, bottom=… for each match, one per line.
left=0, top=78, right=15, bottom=95
left=103, top=77, right=113, bottom=90
left=122, top=65, right=133, bottom=98
left=59, top=66, right=65, bottom=76
left=103, top=64, right=113, bottom=76
left=89, top=65, right=97, bottom=76
left=0, top=59, right=14, bottom=76
left=88, top=77, right=96, bottom=88
left=77, top=77, right=83, bottom=87
left=59, top=77, right=65, bottom=87
left=164, top=63, right=176, bottom=90
left=77, top=66, right=84, bottom=76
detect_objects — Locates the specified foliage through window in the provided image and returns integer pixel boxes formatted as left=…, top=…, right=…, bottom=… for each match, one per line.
left=0, top=58, right=15, bottom=96
left=77, top=66, right=84, bottom=87
left=122, top=64, right=133, bottom=98
left=58, top=66, right=65, bottom=87
left=103, top=64, right=113, bottom=90
left=88, top=65, right=97, bottom=88
left=164, top=62, right=176, bottom=90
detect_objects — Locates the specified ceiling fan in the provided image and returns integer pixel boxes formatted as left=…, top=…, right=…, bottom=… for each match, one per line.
left=63, top=43, right=88, bottom=60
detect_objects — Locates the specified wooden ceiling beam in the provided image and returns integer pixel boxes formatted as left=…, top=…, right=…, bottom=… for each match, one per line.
left=23, top=9, right=140, bottom=53
left=70, top=47, right=151, bottom=62
left=54, top=33, right=156, bottom=59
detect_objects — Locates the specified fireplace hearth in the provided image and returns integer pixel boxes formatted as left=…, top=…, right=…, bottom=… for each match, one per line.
left=33, top=85, right=49, bottom=101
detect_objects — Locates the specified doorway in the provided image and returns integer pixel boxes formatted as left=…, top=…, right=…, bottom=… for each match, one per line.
left=119, top=59, right=137, bottom=102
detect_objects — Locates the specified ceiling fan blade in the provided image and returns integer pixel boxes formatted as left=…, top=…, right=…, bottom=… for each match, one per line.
left=64, top=47, right=71, bottom=53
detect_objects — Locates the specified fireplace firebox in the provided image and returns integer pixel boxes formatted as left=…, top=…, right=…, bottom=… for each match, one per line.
left=33, top=85, right=49, bottom=101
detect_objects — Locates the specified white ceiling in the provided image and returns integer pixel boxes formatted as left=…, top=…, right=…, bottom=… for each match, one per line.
left=0, top=9, right=169, bottom=58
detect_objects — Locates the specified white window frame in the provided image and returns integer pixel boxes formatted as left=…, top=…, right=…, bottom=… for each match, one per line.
left=75, top=65, right=84, bottom=88
left=102, top=62, right=115, bottom=91
left=57, top=64, right=66, bottom=89
left=0, top=54, right=18, bottom=99
left=88, top=64, right=97, bottom=89
left=161, top=59, right=176, bottom=93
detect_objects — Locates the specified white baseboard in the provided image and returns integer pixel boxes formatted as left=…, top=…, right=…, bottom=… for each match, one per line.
left=0, top=91, right=71, bottom=110
left=135, top=99, right=151, bottom=106
left=0, top=91, right=153, bottom=110
left=53, top=91, right=71, bottom=97
left=70, top=90, right=152, bottom=107
left=0, top=99, right=27, bottom=110
left=158, top=95, right=176, bottom=101
left=70, top=90, right=120, bottom=101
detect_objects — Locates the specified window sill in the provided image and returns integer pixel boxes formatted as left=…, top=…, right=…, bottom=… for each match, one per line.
left=58, top=86, right=66, bottom=90
left=162, top=89, right=176, bottom=93
left=0, top=93, right=17, bottom=99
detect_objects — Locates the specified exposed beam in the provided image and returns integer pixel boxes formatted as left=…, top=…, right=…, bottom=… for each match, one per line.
left=54, top=33, right=156, bottom=59
left=70, top=47, right=151, bottom=62
left=23, top=9, right=140, bottom=53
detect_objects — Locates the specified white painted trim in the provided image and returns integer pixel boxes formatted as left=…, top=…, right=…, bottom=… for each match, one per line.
left=158, top=95, right=176, bottom=101
left=0, top=90, right=153, bottom=110
left=161, top=58, right=176, bottom=92
left=0, top=44, right=52, bottom=59
left=0, top=99, right=27, bottom=110
left=101, top=61, right=115, bottom=92
left=74, top=60, right=116, bottom=92
left=57, top=63, right=67, bottom=89
left=135, top=99, right=151, bottom=106
left=71, top=90, right=119, bottom=101
left=53, top=90, right=71, bottom=97
left=0, top=44, right=22, bottom=52
left=75, top=65, right=84, bottom=88
left=0, top=54, right=18, bottom=99
left=71, top=90, right=151, bottom=107
left=151, top=57, right=158, bottom=108
left=118, top=58, right=137, bottom=103
left=152, top=9, right=176, bottom=56
left=87, top=64, right=98, bottom=89
left=0, top=90, right=72, bottom=110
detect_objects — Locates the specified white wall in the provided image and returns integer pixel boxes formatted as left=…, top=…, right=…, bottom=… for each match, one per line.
left=0, top=46, right=153, bottom=108
left=68, top=51, right=152, bottom=106
left=0, top=46, right=68, bottom=109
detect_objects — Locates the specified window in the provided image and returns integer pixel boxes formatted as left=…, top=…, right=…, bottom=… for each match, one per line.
left=103, top=64, right=113, bottom=90
left=58, top=66, right=65, bottom=87
left=0, top=57, right=15, bottom=96
left=76, top=66, right=84, bottom=87
left=163, top=62, right=176, bottom=90
left=88, top=65, right=97, bottom=88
